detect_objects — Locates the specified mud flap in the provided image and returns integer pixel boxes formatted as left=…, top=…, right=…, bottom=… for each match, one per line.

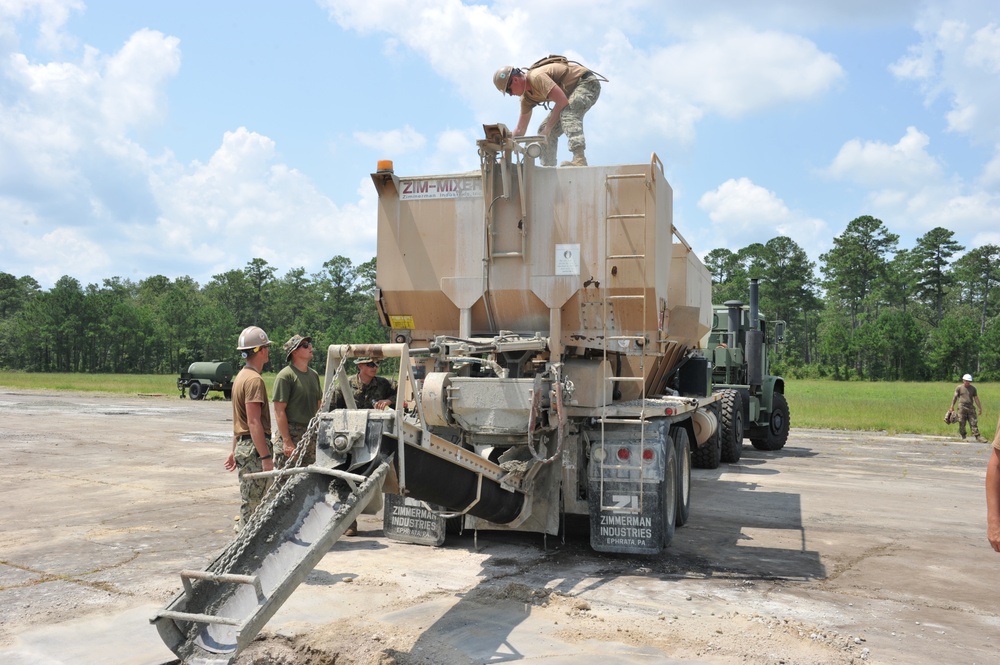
left=382, top=493, right=446, bottom=546
left=586, top=421, right=673, bottom=555
left=587, top=477, right=668, bottom=555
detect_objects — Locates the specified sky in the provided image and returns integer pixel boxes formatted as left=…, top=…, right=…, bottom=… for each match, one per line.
left=1, top=0, right=999, bottom=290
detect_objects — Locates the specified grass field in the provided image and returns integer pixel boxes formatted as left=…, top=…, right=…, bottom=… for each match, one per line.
left=0, top=371, right=995, bottom=440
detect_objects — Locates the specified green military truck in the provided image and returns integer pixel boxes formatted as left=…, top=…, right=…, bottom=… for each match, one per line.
left=177, top=361, right=234, bottom=400
left=692, top=278, right=789, bottom=469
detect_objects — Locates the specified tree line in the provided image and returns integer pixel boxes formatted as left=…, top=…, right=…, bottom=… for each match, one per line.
left=0, top=256, right=383, bottom=375
left=1, top=215, right=997, bottom=381
left=706, top=216, right=1000, bottom=381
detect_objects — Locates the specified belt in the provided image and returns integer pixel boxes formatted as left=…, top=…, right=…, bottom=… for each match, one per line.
left=238, top=434, right=271, bottom=441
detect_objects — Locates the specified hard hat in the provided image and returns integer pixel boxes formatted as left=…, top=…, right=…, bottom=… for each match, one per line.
left=493, top=66, right=513, bottom=94
left=962, top=373, right=973, bottom=381
left=237, top=326, right=271, bottom=352
left=283, top=334, right=312, bottom=361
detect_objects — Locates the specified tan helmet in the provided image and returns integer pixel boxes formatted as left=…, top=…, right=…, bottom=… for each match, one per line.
left=237, top=326, right=271, bottom=352
left=493, top=65, right=514, bottom=94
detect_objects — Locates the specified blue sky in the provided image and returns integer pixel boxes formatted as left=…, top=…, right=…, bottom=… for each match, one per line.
left=2, top=0, right=999, bottom=289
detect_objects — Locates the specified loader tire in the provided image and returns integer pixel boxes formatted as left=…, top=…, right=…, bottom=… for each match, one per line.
left=751, top=392, right=790, bottom=451
left=691, top=408, right=722, bottom=470
left=188, top=382, right=204, bottom=401
left=719, top=389, right=744, bottom=463
left=672, top=426, right=691, bottom=527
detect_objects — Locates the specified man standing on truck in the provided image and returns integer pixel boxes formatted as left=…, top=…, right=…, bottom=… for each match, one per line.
left=224, top=326, right=274, bottom=530
left=272, top=335, right=322, bottom=468
left=493, top=56, right=601, bottom=167
left=949, top=373, right=986, bottom=442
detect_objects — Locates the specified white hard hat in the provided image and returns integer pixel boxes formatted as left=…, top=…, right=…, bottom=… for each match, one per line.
left=962, top=373, right=973, bottom=381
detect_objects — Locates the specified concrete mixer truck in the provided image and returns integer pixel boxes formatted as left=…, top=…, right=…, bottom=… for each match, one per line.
left=152, top=125, right=789, bottom=664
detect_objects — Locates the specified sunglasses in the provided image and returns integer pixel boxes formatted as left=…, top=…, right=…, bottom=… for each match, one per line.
left=363, top=362, right=378, bottom=368
left=299, top=341, right=311, bottom=349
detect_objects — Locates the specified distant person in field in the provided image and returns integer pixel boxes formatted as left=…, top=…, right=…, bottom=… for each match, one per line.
left=225, top=326, right=274, bottom=529
left=272, top=334, right=322, bottom=468
left=987, top=416, right=1000, bottom=552
left=949, top=373, right=985, bottom=442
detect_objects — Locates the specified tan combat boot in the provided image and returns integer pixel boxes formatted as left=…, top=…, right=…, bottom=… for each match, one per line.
left=560, top=149, right=588, bottom=167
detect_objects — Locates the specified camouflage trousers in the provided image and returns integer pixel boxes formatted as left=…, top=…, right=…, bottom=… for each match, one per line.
left=274, top=421, right=316, bottom=468
left=234, top=437, right=273, bottom=528
left=539, top=76, right=601, bottom=166
left=958, top=407, right=981, bottom=439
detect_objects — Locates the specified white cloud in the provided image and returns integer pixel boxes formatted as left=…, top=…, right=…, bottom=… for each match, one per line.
left=0, top=0, right=83, bottom=54
left=150, top=127, right=377, bottom=282
left=321, top=0, right=845, bottom=150
left=353, top=125, right=427, bottom=155
left=697, top=177, right=829, bottom=254
left=891, top=9, right=1000, bottom=144
left=826, top=126, right=942, bottom=187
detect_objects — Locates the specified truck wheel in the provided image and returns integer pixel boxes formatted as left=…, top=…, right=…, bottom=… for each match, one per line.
left=751, top=392, right=790, bottom=451
left=662, top=441, right=677, bottom=548
left=671, top=426, right=691, bottom=527
left=719, top=390, right=744, bottom=463
left=188, top=382, right=204, bottom=401
left=691, top=407, right=722, bottom=469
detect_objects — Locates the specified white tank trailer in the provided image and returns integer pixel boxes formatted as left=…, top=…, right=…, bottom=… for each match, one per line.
left=151, top=126, right=783, bottom=665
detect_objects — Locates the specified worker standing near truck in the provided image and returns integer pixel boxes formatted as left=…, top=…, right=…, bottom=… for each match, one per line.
left=493, top=55, right=602, bottom=167
left=272, top=334, right=322, bottom=468
left=988, top=416, right=1000, bottom=552
left=224, top=326, right=274, bottom=529
left=333, top=357, right=396, bottom=410
left=949, top=373, right=986, bottom=442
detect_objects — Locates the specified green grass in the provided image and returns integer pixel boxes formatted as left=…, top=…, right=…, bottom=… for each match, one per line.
left=788, top=379, right=997, bottom=439
left=0, top=371, right=995, bottom=440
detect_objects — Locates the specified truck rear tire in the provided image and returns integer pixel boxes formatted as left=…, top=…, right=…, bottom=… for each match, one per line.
left=719, top=389, right=744, bottom=463
left=662, top=441, right=677, bottom=548
left=751, top=392, right=789, bottom=451
left=672, top=426, right=691, bottom=527
left=691, top=407, right=722, bottom=470
left=188, top=382, right=204, bottom=401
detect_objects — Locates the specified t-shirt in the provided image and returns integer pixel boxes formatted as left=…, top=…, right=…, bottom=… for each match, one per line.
left=520, top=62, right=591, bottom=114
left=272, top=364, right=322, bottom=425
left=954, top=383, right=978, bottom=409
left=232, top=366, right=271, bottom=437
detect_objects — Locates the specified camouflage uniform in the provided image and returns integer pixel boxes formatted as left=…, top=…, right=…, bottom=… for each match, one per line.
left=234, top=436, right=271, bottom=526
left=231, top=366, right=273, bottom=528
left=334, top=373, right=397, bottom=409
left=521, top=63, right=601, bottom=167
left=953, top=382, right=982, bottom=440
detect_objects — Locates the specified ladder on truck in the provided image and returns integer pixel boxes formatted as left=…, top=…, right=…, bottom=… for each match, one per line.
left=598, top=166, right=654, bottom=512
left=151, top=458, right=388, bottom=665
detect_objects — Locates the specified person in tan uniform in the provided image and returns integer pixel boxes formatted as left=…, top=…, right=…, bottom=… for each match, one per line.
left=949, top=373, right=985, bottom=442
left=494, top=58, right=601, bottom=167
left=224, top=326, right=274, bottom=529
